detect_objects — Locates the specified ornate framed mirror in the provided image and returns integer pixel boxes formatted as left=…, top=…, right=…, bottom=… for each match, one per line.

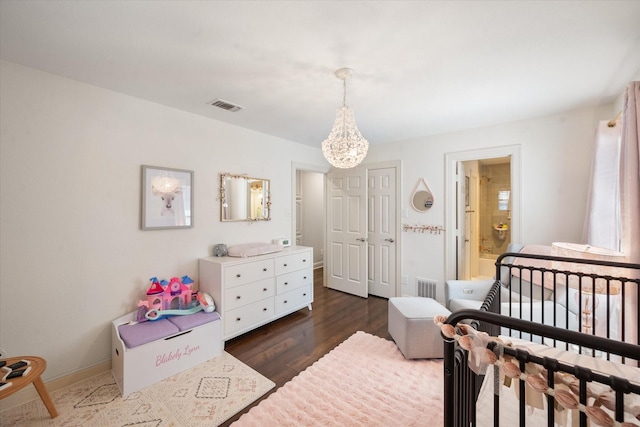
left=220, top=173, right=271, bottom=222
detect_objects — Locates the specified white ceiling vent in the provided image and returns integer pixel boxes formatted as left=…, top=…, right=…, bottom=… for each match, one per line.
left=208, top=99, right=243, bottom=112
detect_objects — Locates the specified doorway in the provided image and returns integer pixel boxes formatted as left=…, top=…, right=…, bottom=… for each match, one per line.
left=292, top=163, right=330, bottom=272
left=462, top=157, right=512, bottom=280
left=445, top=146, right=521, bottom=281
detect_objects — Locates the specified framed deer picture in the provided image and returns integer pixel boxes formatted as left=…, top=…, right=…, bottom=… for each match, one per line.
left=141, top=165, right=193, bottom=230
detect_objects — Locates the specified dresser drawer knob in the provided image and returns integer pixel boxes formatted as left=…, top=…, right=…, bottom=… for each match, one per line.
left=236, top=274, right=241, bottom=278
left=284, top=282, right=288, bottom=285
left=236, top=317, right=241, bottom=322
left=236, top=296, right=241, bottom=299
left=283, top=263, right=288, bottom=267
left=303, top=259, right=307, bottom=262
left=303, top=293, right=307, bottom=296
left=283, top=300, right=288, bottom=304
left=263, top=288, right=267, bottom=291
left=263, top=268, right=267, bottom=271
left=303, top=276, right=307, bottom=280
left=263, top=307, right=268, bottom=311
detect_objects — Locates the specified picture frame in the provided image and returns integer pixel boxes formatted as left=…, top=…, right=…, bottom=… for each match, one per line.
left=141, top=165, right=193, bottom=230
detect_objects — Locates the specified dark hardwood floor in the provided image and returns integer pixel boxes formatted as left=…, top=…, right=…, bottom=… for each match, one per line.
left=221, top=267, right=391, bottom=425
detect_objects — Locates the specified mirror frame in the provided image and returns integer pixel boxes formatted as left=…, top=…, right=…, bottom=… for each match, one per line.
left=220, top=173, right=271, bottom=222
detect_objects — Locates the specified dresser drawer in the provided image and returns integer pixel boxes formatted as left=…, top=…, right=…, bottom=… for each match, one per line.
left=225, top=299, right=275, bottom=336
left=275, top=284, right=312, bottom=315
left=276, top=268, right=313, bottom=294
left=274, top=251, right=311, bottom=275
left=224, top=259, right=274, bottom=287
left=225, top=278, right=275, bottom=311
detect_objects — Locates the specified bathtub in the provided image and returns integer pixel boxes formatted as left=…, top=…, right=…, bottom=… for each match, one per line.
left=478, top=254, right=498, bottom=279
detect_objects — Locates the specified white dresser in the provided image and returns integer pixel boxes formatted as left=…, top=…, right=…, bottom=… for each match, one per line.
left=199, top=246, right=313, bottom=342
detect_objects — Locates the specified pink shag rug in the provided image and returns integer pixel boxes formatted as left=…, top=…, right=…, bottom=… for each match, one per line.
left=232, top=331, right=444, bottom=426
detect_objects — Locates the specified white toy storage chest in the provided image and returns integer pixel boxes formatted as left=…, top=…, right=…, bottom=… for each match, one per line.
left=111, top=310, right=222, bottom=396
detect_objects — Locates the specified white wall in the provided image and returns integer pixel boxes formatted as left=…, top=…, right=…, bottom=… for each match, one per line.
left=0, top=59, right=622, bottom=382
left=0, top=61, right=326, bottom=381
left=366, top=103, right=616, bottom=299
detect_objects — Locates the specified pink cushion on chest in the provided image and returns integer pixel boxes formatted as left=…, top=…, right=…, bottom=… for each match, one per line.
left=167, top=311, right=220, bottom=331
left=118, top=319, right=179, bottom=349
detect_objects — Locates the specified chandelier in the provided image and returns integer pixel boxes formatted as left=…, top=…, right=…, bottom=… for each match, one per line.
left=321, top=68, right=369, bottom=169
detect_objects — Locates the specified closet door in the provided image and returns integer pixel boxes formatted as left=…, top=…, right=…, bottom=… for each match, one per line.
left=325, top=168, right=368, bottom=297
left=367, top=167, right=396, bottom=298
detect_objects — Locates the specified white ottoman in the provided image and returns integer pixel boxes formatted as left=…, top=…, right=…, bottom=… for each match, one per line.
left=388, top=297, right=451, bottom=359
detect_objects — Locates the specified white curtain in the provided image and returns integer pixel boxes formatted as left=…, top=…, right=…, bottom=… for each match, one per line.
left=582, top=81, right=639, bottom=352
left=582, top=121, right=622, bottom=251
left=620, top=81, right=640, bottom=349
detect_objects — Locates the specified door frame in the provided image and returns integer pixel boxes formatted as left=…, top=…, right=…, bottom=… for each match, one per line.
left=291, top=162, right=331, bottom=273
left=444, top=146, right=521, bottom=281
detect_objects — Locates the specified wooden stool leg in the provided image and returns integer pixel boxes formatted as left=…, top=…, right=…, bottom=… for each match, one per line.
left=32, top=376, right=58, bottom=418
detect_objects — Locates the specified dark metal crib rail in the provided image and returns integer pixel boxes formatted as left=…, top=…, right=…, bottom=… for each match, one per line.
left=443, top=310, right=640, bottom=427
left=494, top=252, right=640, bottom=353
left=444, top=253, right=640, bottom=427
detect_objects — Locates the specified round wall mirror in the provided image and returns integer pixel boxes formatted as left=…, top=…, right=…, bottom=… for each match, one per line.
left=412, top=190, right=434, bottom=211
left=411, top=178, right=434, bottom=212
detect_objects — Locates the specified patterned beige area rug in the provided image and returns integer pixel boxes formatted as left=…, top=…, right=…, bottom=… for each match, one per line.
left=232, top=331, right=444, bottom=426
left=0, top=352, right=274, bottom=427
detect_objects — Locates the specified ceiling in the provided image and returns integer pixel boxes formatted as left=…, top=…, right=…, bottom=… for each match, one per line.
left=1, top=1, right=639, bottom=148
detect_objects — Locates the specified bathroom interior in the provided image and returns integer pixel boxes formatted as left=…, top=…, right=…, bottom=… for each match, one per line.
left=465, top=157, right=512, bottom=279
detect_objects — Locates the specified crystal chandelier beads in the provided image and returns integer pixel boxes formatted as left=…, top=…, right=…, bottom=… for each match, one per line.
left=321, top=68, right=369, bottom=169
left=321, top=106, right=368, bottom=168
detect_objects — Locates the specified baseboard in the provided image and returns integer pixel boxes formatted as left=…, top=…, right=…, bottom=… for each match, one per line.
left=0, top=359, right=112, bottom=412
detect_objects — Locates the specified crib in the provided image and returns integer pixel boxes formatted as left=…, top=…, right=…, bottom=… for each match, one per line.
left=443, top=251, right=640, bottom=427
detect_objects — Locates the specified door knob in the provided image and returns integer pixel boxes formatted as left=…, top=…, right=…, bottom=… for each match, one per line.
left=385, top=238, right=395, bottom=243
left=356, top=237, right=366, bottom=242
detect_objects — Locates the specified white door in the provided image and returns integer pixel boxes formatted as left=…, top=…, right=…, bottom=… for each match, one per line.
left=326, top=168, right=368, bottom=297
left=367, top=167, right=396, bottom=298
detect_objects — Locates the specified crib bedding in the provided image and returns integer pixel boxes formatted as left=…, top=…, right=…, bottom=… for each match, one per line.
left=509, top=244, right=555, bottom=290
left=444, top=316, right=640, bottom=427
left=475, top=337, right=640, bottom=427
left=492, top=248, right=633, bottom=344
left=509, top=244, right=626, bottom=295
left=476, top=367, right=640, bottom=427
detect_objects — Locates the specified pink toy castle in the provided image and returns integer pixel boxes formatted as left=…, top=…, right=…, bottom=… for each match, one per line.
left=138, top=276, right=195, bottom=311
